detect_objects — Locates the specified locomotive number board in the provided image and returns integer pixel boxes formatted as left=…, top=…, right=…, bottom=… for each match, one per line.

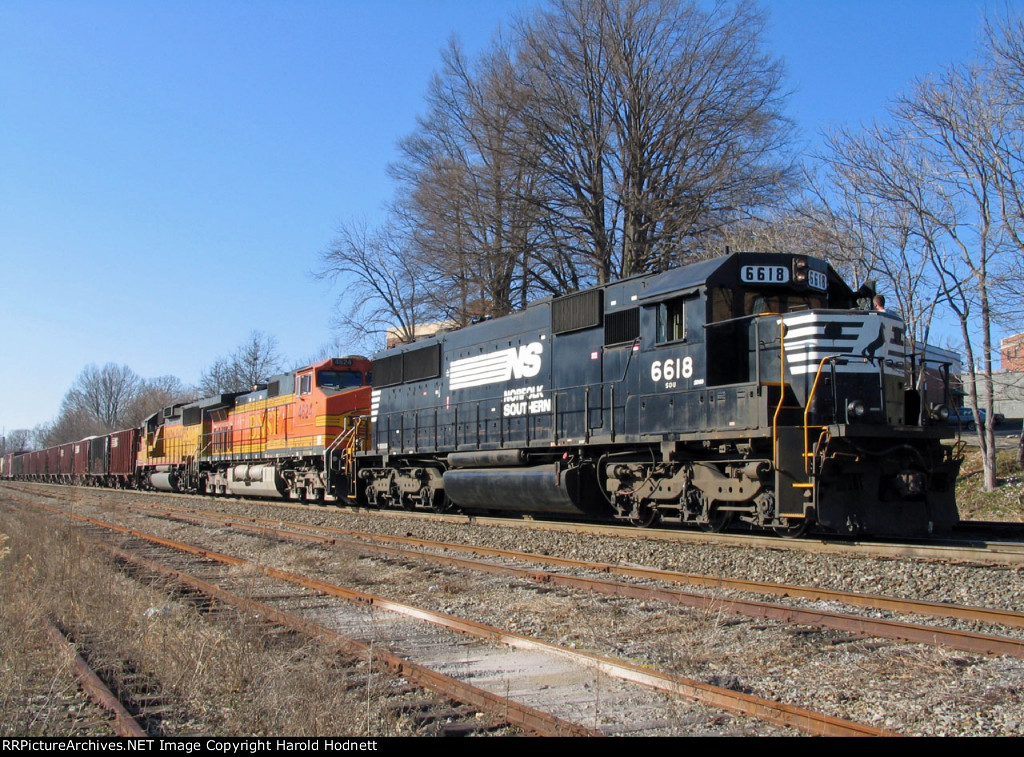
left=740, top=265, right=788, bottom=284
left=740, top=265, right=828, bottom=291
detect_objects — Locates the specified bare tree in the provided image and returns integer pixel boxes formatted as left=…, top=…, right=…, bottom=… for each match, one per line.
left=393, top=36, right=550, bottom=321
left=810, top=16, right=1024, bottom=491
left=199, top=331, right=284, bottom=395
left=899, top=64, right=1013, bottom=490
left=37, top=405, right=106, bottom=447
left=344, top=0, right=797, bottom=337
left=0, top=429, right=33, bottom=454
left=811, top=128, right=947, bottom=390
left=515, top=0, right=796, bottom=279
left=982, top=11, right=1024, bottom=465
left=31, top=363, right=140, bottom=445
left=318, top=218, right=433, bottom=349
left=122, top=376, right=195, bottom=427
left=64, top=363, right=142, bottom=430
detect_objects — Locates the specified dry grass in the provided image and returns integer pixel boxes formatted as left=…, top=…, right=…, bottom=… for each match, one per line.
left=0, top=505, right=430, bottom=736
left=955, top=448, right=1024, bottom=522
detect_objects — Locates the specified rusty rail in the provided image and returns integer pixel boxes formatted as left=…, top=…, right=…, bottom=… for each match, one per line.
left=31, top=501, right=895, bottom=737
left=43, top=619, right=147, bottom=737
left=116, top=501, right=1024, bottom=660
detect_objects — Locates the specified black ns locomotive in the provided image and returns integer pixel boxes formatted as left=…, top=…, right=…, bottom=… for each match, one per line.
left=358, top=252, right=961, bottom=536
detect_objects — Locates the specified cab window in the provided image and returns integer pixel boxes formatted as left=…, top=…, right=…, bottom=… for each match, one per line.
left=317, top=370, right=363, bottom=390
left=298, top=374, right=312, bottom=395
left=657, top=299, right=685, bottom=343
left=656, top=294, right=701, bottom=344
left=743, top=291, right=826, bottom=315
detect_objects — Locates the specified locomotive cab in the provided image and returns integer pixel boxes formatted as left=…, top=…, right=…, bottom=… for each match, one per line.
left=633, top=253, right=959, bottom=535
left=315, top=368, right=367, bottom=392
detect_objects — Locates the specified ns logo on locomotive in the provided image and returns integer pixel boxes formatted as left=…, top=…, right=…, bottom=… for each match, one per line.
left=2, top=252, right=961, bottom=538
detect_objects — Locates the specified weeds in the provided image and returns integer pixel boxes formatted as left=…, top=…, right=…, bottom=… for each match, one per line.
left=0, top=505, right=426, bottom=736
left=956, top=448, right=1024, bottom=521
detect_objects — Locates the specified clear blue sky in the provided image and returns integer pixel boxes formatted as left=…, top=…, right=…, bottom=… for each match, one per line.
left=0, top=0, right=1009, bottom=432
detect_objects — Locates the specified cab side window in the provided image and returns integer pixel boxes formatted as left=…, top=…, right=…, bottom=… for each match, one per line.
left=298, top=374, right=312, bottom=395
left=656, top=294, right=702, bottom=344
left=657, top=299, right=686, bottom=343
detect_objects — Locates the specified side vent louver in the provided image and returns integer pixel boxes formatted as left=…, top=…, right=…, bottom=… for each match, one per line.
left=552, top=289, right=602, bottom=335
left=372, top=354, right=404, bottom=387
left=403, top=344, right=441, bottom=382
left=605, top=307, right=640, bottom=346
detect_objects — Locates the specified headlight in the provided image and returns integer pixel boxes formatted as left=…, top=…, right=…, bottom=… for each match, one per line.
left=931, top=404, right=950, bottom=422
left=847, top=400, right=866, bottom=419
left=793, top=256, right=808, bottom=284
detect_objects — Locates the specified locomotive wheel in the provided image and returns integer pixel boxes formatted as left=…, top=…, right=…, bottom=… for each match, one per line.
left=699, top=509, right=733, bottom=533
left=425, top=486, right=452, bottom=513
left=773, top=517, right=811, bottom=538
left=400, top=489, right=416, bottom=511
left=629, top=504, right=660, bottom=528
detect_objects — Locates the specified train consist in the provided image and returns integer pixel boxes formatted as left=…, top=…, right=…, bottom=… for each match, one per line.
left=2, top=252, right=962, bottom=537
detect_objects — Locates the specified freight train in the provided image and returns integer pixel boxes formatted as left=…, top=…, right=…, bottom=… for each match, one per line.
left=2, top=356, right=373, bottom=503
left=1, top=252, right=962, bottom=537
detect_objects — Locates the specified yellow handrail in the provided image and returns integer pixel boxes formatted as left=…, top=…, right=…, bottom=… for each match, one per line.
left=802, top=356, right=838, bottom=475
left=772, top=321, right=787, bottom=471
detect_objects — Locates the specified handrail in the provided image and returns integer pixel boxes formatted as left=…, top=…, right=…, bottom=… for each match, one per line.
left=323, top=415, right=370, bottom=498
left=772, top=321, right=787, bottom=472
left=803, top=355, right=838, bottom=475
left=802, top=352, right=885, bottom=474
left=323, top=421, right=355, bottom=474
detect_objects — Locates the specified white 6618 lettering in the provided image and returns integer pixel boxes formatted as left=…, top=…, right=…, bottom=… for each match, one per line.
left=651, top=356, right=693, bottom=383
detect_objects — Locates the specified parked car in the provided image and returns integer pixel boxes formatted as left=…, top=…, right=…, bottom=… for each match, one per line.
left=949, top=407, right=1004, bottom=430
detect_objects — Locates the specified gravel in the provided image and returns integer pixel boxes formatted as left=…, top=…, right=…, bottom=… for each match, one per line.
left=14, top=486, right=1024, bottom=736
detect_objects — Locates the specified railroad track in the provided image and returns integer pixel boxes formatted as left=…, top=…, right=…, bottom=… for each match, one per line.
left=10, top=483, right=1024, bottom=648
left=3, top=500, right=583, bottom=737
left=6, top=482, right=1024, bottom=735
left=99, top=498, right=1024, bottom=656
left=42, top=619, right=149, bottom=737
left=4, top=488, right=893, bottom=736
left=7, top=481, right=1024, bottom=565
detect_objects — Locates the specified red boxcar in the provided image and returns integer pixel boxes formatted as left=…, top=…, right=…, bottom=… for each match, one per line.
left=26, top=449, right=45, bottom=478
left=73, top=438, right=91, bottom=482
left=108, top=428, right=138, bottom=486
left=88, top=437, right=108, bottom=477
left=57, top=442, right=75, bottom=480
left=45, top=446, right=60, bottom=481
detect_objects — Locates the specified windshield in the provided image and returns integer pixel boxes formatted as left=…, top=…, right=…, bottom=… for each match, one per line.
left=743, top=291, right=826, bottom=315
left=317, top=370, right=364, bottom=390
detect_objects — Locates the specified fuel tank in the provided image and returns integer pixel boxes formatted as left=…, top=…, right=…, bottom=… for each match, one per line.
left=443, top=463, right=602, bottom=516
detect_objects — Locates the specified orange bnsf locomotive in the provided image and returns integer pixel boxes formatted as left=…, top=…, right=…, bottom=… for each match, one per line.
left=3, top=357, right=372, bottom=503
left=3, top=253, right=963, bottom=536
left=136, top=356, right=371, bottom=500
